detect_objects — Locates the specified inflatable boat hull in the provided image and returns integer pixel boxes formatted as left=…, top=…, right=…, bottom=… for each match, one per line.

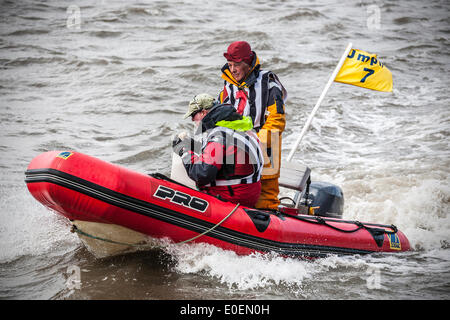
left=25, top=151, right=410, bottom=258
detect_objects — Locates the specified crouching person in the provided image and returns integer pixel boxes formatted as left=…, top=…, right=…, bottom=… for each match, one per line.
left=173, top=93, right=263, bottom=208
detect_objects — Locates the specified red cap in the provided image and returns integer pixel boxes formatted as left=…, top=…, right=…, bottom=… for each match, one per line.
left=224, top=41, right=254, bottom=65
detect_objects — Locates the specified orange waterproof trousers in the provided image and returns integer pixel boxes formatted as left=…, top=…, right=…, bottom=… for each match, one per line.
left=254, top=177, right=280, bottom=210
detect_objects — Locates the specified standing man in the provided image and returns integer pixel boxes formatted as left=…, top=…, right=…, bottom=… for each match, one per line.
left=218, top=41, right=287, bottom=210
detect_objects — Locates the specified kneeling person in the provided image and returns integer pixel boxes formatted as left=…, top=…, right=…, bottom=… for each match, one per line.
left=173, top=94, right=263, bottom=208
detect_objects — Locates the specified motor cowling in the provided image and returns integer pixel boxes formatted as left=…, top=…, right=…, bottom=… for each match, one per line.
left=307, top=181, right=344, bottom=218
left=294, top=181, right=344, bottom=218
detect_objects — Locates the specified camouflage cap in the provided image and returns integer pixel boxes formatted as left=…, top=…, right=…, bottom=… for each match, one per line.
left=183, top=93, right=216, bottom=119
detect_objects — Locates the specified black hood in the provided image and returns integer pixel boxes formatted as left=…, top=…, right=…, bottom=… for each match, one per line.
left=198, top=103, right=242, bottom=133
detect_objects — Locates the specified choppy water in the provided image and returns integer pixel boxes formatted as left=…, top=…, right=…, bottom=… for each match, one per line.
left=1, top=0, right=449, bottom=300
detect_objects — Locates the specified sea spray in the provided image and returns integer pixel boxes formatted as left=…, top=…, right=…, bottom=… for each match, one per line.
left=163, top=242, right=315, bottom=292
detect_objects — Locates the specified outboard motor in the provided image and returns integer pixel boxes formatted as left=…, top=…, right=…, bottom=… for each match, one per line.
left=277, top=161, right=344, bottom=218
left=306, top=181, right=344, bottom=218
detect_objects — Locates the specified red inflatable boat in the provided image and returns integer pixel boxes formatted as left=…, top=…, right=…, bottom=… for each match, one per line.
left=25, top=151, right=410, bottom=258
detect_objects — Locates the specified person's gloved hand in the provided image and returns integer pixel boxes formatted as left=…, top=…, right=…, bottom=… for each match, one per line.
left=172, top=132, right=190, bottom=156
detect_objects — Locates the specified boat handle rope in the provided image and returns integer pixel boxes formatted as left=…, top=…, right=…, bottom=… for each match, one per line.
left=281, top=212, right=398, bottom=235
left=70, top=202, right=240, bottom=248
left=177, top=202, right=240, bottom=244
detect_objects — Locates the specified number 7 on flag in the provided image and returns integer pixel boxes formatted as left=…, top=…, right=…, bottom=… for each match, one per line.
left=360, top=68, right=375, bottom=83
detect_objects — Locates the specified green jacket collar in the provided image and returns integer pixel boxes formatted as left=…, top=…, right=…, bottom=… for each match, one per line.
left=215, top=116, right=253, bottom=132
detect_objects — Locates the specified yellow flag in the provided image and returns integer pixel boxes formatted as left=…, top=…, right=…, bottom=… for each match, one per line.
left=335, top=48, right=393, bottom=92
